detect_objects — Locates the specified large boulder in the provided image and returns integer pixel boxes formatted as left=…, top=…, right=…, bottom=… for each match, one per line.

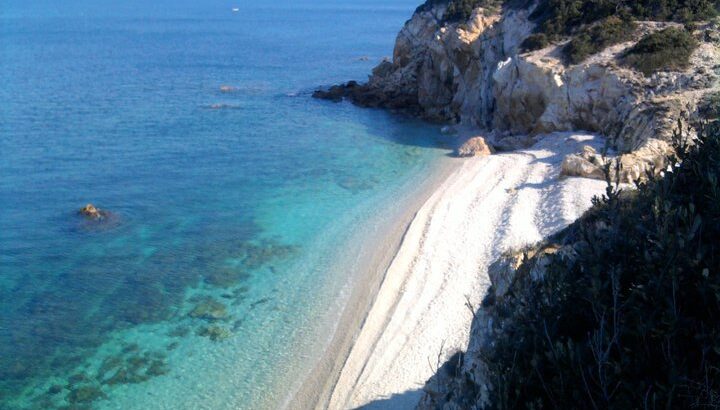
left=560, top=139, right=674, bottom=182
left=456, top=136, right=494, bottom=157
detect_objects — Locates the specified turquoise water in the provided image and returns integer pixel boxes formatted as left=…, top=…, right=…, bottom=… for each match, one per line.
left=0, top=1, right=450, bottom=409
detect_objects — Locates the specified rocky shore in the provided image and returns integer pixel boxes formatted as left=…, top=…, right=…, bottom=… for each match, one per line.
left=315, top=2, right=719, bottom=182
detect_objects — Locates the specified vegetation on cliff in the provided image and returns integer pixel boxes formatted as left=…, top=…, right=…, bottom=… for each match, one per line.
left=563, top=16, right=637, bottom=63
left=430, top=119, right=720, bottom=408
left=623, top=27, right=699, bottom=75
left=529, top=0, right=719, bottom=37
left=526, top=0, right=716, bottom=61
left=416, top=0, right=503, bottom=22
left=421, top=0, right=718, bottom=27
left=422, top=0, right=717, bottom=64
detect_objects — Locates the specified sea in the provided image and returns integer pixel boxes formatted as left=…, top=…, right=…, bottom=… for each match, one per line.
left=0, top=1, right=449, bottom=408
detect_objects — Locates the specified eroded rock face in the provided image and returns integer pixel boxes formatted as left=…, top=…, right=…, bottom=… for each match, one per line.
left=456, top=136, right=493, bottom=157
left=316, top=3, right=719, bottom=181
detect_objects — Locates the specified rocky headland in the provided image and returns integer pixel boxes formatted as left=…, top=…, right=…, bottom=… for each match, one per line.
left=315, top=0, right=719, bottom=182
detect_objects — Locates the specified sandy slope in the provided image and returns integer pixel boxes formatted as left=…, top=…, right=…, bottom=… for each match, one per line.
left=326, top=133, right=609, bottom=409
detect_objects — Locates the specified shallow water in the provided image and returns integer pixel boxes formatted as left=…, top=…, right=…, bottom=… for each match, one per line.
left=0, top=1, right=450, bottom=409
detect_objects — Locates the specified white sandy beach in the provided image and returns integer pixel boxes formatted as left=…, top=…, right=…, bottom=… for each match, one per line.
left=324, top=132, right=609, bottom=409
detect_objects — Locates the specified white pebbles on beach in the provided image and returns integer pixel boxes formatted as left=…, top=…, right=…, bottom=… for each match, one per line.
left=327, top=132, right=609, bottom=409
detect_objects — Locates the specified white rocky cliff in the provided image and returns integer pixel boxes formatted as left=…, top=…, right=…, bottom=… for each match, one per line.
left=316, top=1, right=719, bottom=182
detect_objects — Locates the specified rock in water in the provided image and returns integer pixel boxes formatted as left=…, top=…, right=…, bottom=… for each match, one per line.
left=188, top=298, right=228, bottom=321
left=456, top=136, right=493, bottom=157
left=79, top=204, right=104, bottom=220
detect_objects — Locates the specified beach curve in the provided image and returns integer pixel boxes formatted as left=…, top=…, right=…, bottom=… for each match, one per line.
left=321, top=132, right=610, bottom=409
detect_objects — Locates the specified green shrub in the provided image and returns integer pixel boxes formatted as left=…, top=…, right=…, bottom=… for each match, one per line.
left=416, top=0, right=504, bottom=23
left=521, top=33, right=550, bottom=52
left=623, top=27, right=699, bottom=76
left=417, top=0, right=718, bottom=30
left=699, top=92, right=720, bottom=120
left=529, top=0, right=719, bottom=40
left=564, top=16, right=637, bottom=63
left=445, top=0, right=483, bottom=21
left=469, top=121, right=720, bottom=408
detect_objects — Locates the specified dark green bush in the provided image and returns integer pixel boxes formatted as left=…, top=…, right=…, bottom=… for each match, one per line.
left=418, top=0, right=718, bottom=30
left=700, top=92, right=720, bottom=120
left=474, top=121, right=720, bottom=408
left=521, top=33, right=550, bottom=52
left=531, top=0, right=719, bottom=39
left=564, top=16, right=637, bottom=63
left=623, top=27, right=699, bottom=76
left=445, top=0, right=484, bottom=21
left=416, top=0, right=504, bottom=23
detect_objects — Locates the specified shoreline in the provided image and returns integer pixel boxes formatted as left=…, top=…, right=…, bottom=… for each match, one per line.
left=289, top=154, right=461, bottom=410
left=296, top=132, right=611, bottom=409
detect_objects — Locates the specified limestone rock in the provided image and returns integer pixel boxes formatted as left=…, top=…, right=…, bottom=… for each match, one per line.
left=561, top=139, right=674, bottom=182
left=561, top=148, right=607, bottom=180
left=456, top=136, right=493, bottom=157
left=318, top=4, right=718, bottom=175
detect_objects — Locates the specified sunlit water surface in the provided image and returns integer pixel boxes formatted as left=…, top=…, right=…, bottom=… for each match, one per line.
left=0, top=1, right=450, bottom=408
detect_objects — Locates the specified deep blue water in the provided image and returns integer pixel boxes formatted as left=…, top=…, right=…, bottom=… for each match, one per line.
left=0, top=1, right=448, bottom=408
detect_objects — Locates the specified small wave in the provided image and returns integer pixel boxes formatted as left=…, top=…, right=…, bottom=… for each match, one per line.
left=202, top=103, right=242, bottom=110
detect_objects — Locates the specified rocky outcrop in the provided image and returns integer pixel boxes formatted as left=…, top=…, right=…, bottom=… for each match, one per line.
left=79, top=204, right=108, bottom=220
left=456, top=136, right=494, bottom=157
left=312, top=79, right=422, bottom=114
left=560, top=139, right=675, bottom=181
left=419, top=242, right=566, bottom=410
left=315, top=2, right=719, bottom=182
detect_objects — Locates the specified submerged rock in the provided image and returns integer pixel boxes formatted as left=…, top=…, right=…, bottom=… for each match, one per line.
left=66, top=373, right=88, bottom=386
left=97, top=356, right=122, bottom=379
left=168, top=325, right=190, bottom=338
left=188, top=299, right=228, bottom=321
left=197, top=325, right=232, bottom=341
left=146, top=359, right=169, bottom=377
left=104, top=368, right=149, bottom=385
left=203, top=268, right=250, bottom=288
left=48, top=384, right=63, bottom=395
left=66, top=385, right=106, bottom=404
left=456, top=136, right=494, bottom=157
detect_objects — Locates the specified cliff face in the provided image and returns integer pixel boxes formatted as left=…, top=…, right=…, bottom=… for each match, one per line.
left=318, top=2, right=719, bottom=182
